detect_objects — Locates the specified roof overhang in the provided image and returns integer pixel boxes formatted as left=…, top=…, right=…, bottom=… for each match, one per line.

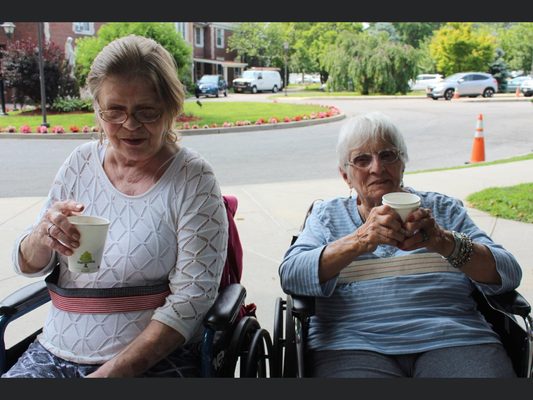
left=193, top=58, right=248, bottom=68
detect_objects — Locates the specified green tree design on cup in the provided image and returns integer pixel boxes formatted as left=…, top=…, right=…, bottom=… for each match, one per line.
left=67, top=215, right=110, bottom=273
left=78, top=251, right=95, bottom=269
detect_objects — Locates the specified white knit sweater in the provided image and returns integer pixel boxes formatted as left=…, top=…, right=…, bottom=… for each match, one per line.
left=13, top=141, right=228, bottom=364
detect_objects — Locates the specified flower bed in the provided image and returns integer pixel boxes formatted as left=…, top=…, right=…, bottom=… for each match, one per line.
left=0, top=104, right=342, bottom=134
left=0, top=125, right=100, bottom=134
left=177, top=105, right=341, bottom=130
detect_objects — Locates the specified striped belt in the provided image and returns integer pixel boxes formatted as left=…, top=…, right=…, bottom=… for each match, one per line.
left=45, top=266, right=170, bottom=314
left=338, top=252, right=459, bottom=284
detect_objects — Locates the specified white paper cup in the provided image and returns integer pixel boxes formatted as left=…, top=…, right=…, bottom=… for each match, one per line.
left=67, top=215, right=110, bottom=273
left=382, top=192, right=421, bottom=222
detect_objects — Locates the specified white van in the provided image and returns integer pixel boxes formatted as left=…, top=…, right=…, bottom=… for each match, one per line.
left=233, top=70, right=283, bottom=94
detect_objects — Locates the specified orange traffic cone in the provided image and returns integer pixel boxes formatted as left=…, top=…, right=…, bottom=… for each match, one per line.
left=453, top=88, right=460, bottom=99
left=470, top=113, right=485, bottom=163
left=515, top=87, right=521, bottom=97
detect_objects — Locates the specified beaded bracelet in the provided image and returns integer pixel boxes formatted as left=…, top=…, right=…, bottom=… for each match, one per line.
left=446, top=231, right=473, bottom=269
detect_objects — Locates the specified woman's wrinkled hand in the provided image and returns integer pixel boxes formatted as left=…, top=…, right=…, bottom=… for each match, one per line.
left=398, top=207, right=449, bottom=253
left=354, top=205, right=407, bottom=253
left=38, top=200, right=85, bottom=256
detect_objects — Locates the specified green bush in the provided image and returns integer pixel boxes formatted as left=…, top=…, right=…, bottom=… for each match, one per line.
left=51, top=97, right=94, bottom=113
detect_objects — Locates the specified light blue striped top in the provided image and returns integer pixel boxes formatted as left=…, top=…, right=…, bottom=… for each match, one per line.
left=279, top=189, right=522, bottom=354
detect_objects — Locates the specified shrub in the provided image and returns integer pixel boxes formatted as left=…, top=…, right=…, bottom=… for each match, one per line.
left=51, top=97, right=93, bottom=113
left=1, top=39, right=79, bottom=107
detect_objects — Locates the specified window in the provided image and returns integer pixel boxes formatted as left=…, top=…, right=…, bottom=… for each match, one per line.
left=194, top=26, right=204, bottom=47
left=216, top=28, right=224, bottom=48
left=175, top=23, right=187, bottom=40
left=72, top=22, right=95, bottom=35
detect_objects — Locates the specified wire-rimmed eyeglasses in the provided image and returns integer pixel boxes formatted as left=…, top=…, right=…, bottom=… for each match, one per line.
left=345, top=149, right=402, bottom=169
left=97, top=107, right=162, bottom=125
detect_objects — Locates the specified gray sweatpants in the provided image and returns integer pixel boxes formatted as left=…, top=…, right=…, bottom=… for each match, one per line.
left=309, top=343, right=516, bottom=378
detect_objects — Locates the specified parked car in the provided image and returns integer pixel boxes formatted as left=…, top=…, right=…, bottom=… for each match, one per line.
left=504, top=76, right=530, bottom=93
left=520, top=77, right=533, bottom=97
left=426, top=72, right=498, bottom=100
left=233, top=70, right=282, bottom=94
left=408, top=74, right=443, bottom=91
left=194, top=75, right=227, bottom=98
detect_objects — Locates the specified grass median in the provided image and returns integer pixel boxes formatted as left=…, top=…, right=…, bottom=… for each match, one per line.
left=0, top=101, right=330, bottom=132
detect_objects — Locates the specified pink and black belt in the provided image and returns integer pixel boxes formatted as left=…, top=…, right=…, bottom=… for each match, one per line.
left=45, top=267, right=170, bottom=314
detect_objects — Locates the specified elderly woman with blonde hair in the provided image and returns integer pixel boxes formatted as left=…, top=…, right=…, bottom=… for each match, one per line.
left=3, top=35, right=228, bottom=378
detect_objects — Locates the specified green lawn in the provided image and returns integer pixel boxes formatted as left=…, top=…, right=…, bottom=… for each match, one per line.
left=0, top=102, right=330, bottom=132
left=466, top=183, right=533, bottom=223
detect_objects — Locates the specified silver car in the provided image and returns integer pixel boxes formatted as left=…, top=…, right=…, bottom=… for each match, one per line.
left=426, top=72, right=498, bottom=100
left=520, top=77, right=533, bottom=97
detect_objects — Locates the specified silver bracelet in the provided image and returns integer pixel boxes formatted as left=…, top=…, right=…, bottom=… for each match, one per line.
left=445, top=231, right=473, bottom=269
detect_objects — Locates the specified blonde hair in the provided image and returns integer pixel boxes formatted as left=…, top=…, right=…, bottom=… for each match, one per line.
left=87, top=35, right=185, bottom=142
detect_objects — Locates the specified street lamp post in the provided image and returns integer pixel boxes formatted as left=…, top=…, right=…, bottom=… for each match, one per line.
left=37, top=22, right=49, bottom=127
left=0, top=22, right=15, bottom=117
left=283, top=42, right=289, bottom=97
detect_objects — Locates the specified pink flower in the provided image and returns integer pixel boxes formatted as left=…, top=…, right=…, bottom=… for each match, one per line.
left=69, top=125, right=80, bottom=133
left=222, top=122, right=231, bottom=128
left=182, top=122, right=190, bottom=129
left=82, top=125, right=90, bottom=133
left=20, top=125, right=32, bottom=133
left=283, top=116, right=291, bottom=123
left=269, top=117, right=278, bottom=124
left=52, top=125, right=65, bottom=134
left=310, top=113, right=317, bottom=119
left=37, top=126, right=48, bottom=134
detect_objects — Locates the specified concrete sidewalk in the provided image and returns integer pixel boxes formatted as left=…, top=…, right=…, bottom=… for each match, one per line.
left=1, top=159, right=532, bottom=345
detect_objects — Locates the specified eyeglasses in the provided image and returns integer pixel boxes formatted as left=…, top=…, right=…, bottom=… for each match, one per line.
left=345, top=149, right=401, bottom=169
left=97, top=107, right=162, bottom=125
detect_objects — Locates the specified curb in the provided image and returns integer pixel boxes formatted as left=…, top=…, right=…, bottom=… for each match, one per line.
left=275, top=95, right=531, bottom=102
left=0, top=113, right=346, bottom=139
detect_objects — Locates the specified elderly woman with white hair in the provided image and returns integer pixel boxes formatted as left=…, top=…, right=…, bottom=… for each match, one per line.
left=279, top=112, right=522, bottom=377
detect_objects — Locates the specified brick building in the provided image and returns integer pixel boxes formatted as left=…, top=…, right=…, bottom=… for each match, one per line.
left=0, top=22, right=246, bottom=90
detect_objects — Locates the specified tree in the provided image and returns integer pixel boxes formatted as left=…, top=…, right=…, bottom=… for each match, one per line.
left=392, top=23, right=442, bottom=48
left=498, top=23, right=533, bottom=74
left=429, top=23, right=496, bottom=76
left=1, top=38, right=78, bottom=108
left=489, top=49, right=510, bottom=91
left=74, top=22, right=192, bottom=90
left=227, top=22, right=288, bottom=70
left=323, top=31, right=419, bottom=95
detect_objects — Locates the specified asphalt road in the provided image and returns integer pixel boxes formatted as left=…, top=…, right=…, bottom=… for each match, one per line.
left=1, top=96, right=532, bottom=197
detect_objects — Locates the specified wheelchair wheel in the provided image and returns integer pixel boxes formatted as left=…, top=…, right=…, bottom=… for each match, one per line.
left=272, top=297, right=284, bottom=377
left=283, top=295, right=298, bottom=377
left=220, top=316, right=260, bottom=377
left=243, top=328, right=274, bottom=377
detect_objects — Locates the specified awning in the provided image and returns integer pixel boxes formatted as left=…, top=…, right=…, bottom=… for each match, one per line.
left=193, top=58, right=248, bottom=68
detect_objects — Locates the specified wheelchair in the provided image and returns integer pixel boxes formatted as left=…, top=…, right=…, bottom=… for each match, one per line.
left=0, top=195, right=275, bottom=378
left=273, top=201, right=533, bottom=378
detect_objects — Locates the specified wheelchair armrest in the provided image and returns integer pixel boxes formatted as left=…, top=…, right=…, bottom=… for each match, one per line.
left=0, top=280, right=50, bottom=320
left=485, top=290, right=531, bottom=318
left=203, top=283, right=246, bottom=331
left=290, top=295, right=315, bottom=319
